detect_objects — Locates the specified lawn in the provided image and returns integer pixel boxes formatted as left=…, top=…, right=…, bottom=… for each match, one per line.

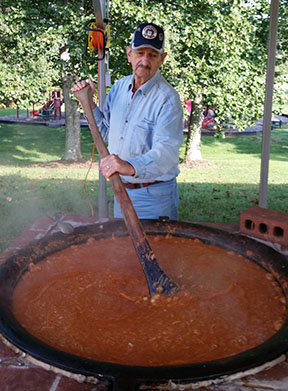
left=0, top=120, right=287, bottom=253
left=178, top=128, right=288, bottom=222
left=0, top=108, right=27, bottom=117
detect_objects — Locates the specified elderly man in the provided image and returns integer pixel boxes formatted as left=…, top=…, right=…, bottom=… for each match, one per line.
left=72, top=23, right=183, bottom=220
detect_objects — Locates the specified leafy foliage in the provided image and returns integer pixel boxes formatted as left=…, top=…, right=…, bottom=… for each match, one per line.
left=109, top=0, right=269, bottom=131
left=0, top=0, right=287, bottom=141
left=0, top=0, right=93, bottom=108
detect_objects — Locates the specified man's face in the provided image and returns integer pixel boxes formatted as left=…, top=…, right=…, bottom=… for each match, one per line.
left=126, top=47, right=167, bottom=84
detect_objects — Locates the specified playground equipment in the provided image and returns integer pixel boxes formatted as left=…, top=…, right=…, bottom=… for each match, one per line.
left=184, top=99, right=216, bottom=129
left=31, top=90, right=62, bottom=120
left=202, top=106, right=216, bottom=128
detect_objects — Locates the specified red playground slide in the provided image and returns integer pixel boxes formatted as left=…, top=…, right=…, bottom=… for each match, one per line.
left=31, top=90, right=61, bottom=120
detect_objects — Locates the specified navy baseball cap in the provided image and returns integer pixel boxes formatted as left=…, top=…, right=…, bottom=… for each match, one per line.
left=131, top=23, right=165, bottom=53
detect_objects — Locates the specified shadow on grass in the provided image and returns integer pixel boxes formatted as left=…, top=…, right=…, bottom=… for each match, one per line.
left=178, top=181, right=288, bottom=224
left=1, top=173, right=287, bottom=254
left=201, top=129, right=288, bottom=162
left=1, top=124, right=288, bottom=167
left=0, top=123, right=96, bottom=166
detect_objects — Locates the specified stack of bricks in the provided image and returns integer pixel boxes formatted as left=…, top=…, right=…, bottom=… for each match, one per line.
left=240, top=206, right=288, bottom=249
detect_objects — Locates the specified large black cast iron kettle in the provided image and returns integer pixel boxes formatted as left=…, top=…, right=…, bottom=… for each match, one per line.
left=0, top=219, right=288, bottom=391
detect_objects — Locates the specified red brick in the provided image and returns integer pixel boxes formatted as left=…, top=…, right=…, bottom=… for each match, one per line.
left=29, top=215, right=55, bottom=232
left=240, top=206, right=288, bottom=246
left=247, top=360, right=288, bottom=382
left=57, top=376, right=108, bottom=391
left=0, top=340, right=21, bottom=361
left=0, top=366, right=56, bottom=391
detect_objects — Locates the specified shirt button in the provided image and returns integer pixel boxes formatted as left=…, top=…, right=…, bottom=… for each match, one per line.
left=125, top=120, right=128, bottom=123
left=120, top=137, right=124, bottom=140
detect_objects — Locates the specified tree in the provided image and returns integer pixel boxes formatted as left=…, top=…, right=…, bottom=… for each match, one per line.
left=168, top=0, right=271, bottom=162
left=0, top=2, right=59, bottom=109
left=272, top=0, right=288, bottom=114
left=107, top=0, right=271, bottom=163
left=109, top=0, right=288, bottom=163
left=1, top=0, right=287, bottom=163
left=0, top=0, right=94, bottom=161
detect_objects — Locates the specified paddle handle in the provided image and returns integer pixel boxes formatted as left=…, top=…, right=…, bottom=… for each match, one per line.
left=73, top=88, right=158, bottom=278
left=73, top=86, right=143, bottom=238
left=73, top=85, right=179, bottom=295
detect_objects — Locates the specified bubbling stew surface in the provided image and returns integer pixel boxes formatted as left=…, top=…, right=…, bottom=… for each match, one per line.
left=12, top=235, right=286, bottom=366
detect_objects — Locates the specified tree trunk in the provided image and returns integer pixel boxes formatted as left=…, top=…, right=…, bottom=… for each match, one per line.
left=62, top=74, right=82, bottom=161
left=184, top=94, right=204, bottom=163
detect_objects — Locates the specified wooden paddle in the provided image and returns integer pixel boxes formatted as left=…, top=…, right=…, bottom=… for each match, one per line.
left=73, top=84, right=179, bottom=296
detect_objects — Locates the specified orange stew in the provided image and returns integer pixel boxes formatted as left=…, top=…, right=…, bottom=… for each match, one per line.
left=12, top=235, right=286, bottom=366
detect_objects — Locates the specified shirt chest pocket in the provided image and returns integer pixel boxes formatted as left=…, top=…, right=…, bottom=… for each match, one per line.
left=130, top=118, right=155, bottom=156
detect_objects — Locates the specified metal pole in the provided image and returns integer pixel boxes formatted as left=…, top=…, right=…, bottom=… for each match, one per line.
left=93, top=0, right=108, bottom=218
left=93, top=0, right=105, bottom=29
left=98, top=49, right=108, bottom=218
left=259, top=0, right=279, bottom=208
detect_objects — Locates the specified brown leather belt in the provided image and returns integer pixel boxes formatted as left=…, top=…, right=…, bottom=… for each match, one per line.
left=123, top=181, right=163, bottom=189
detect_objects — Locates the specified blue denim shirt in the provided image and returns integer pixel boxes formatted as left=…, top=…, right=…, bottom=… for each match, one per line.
left=93, top=70, right=183, bottom=183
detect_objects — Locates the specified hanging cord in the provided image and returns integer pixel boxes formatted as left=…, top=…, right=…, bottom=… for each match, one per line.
left=92, top=28, right=105, bottom=50
left=83, top=143, right=96, bottom=217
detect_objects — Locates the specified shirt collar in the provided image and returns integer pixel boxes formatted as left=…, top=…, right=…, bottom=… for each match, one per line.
left=128, top=70, right=161, bottom=96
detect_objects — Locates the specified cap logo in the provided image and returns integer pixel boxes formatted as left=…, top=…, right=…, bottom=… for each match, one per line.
left=142, top=25, right=158, bottom=40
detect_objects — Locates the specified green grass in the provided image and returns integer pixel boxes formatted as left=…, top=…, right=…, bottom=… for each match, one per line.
left=0, top=108, right=27, bottom=116
left=0, top=120, right=287, bottom=253
left=178, top=130, right=288, bottom=222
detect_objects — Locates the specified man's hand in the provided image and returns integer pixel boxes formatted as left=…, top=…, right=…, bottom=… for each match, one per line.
left=71, top=79, right=96, bottom=110
left=100, top=154, right=135, bottom=178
